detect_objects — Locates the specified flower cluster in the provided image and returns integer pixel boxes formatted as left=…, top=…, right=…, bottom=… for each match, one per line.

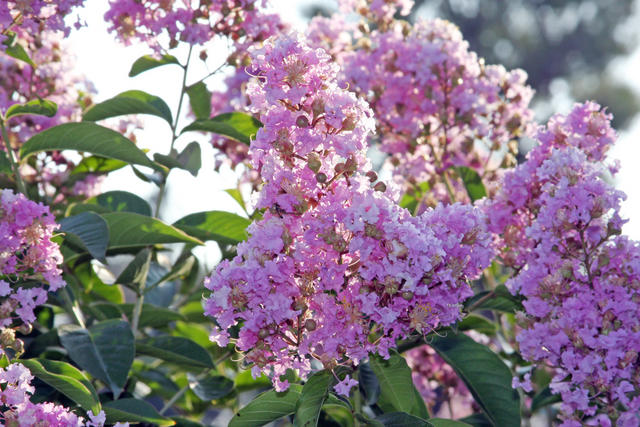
left=0, top=189, right=65, bottom=354
left=488, top=103, right=640, bottom=425
left=339, top=0, right=414, bottom=25
left=203, top=33, right=494, bottom=392
left=340, top=18, right=534, bottom=208
left=0, top=363, right=117, bottom=427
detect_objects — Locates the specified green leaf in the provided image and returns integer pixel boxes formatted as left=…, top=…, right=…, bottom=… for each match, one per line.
left=83, top=90, right=173, bottom=126
left=370, top=352, right=429, bottom=419
left=20, top=359, right=101, bottom=414
left=229, top=384, right=302, bottom=427
left=104, top=398, right=175, bottom=426
left=455, top=166, right=487, bottom=202
left=187, top=373, right=234, bottom=400
left=173, top=211, right=250, bottom=245
left=19, top=122, right=155, bottom=169
left=464, top=285, right=522, bottom=314
left=181, top=112, right=262, bottom=145
left=225, top=189, right=247, bottom=212
left=129, top=54, right=180, bottom=77
left=58, top=319, right=135, bottom=399
left=177, top=141, right=202, bottom=177
left=6, top=99, right=57, bottom=119
left=87, top=190, right=152, bottom=216
left=358, top=362, right=380, bottom=406
left=375, top=412, right=431, bottom=427
left=136, top=336, right=214, bottom=369
left=120, top=303, right=185, bottom=327
left=58, top=212, right=109, bottom=262
left=457, top=314, right=497, bottom=336
left=103, top=212, right=203, bottom=249
left=116, top=248, right=152, bottom=290
left=429, top=419, right=473, bottom=427
left=428, top=330, right=520, bottom=427
left=0, top=151, right=11, bottom=174
left=530, top=385, right=561, bottom=413
left=1, top=32, right=36, bottom=67
left=186, top=81, right=212, bottom=120
left=70, top=156, right=128, bottom=175
left=458, top=413, right=492, bottom=427
left=294, top=371, right=331, bottom=427
left=172, top=417, right=204, bottom=427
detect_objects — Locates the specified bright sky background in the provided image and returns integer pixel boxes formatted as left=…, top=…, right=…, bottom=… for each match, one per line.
left=65, top=0, right=640, bottom=246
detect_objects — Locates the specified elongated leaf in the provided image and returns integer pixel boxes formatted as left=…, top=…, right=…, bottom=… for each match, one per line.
left=429, top=419, right=473, bottom=427
left=464, top=285, right=522, bottom=314
left=103, top=212, right=203, bottom=249
left=458, top=413, right=492, bottom=427
left=2, top=32, right=36, bottom=67
left=173, top=211, right=249, bottom=245
left=181, top=112, right=262, bottom=145
left=187, top=373, right=234, bottom=400
left=88, top=191, right=152, bottom=216
left=370, top=352, right=429, bottom=419
left=59, top=212, right=109, bottom=262
left=120, top=303, right=184, bottom=327
left=83, top=90, right=172, bottom=125
left=20, top=359, right=101, bottom=414
left=225, top=188, right=246, bottom=212
left=129, top=54, right=180, bottom=77
left=71, top=156, right=128, bottom=175
left=6, top=99, right=57, bottom=119
left=428, top=331, right=520, bottom=427
left=457, top=314, right=497, bottom=336
left=177, top=141, right=201, bottom=177
left=0, top=151, right=11, bottom=174
left=104, top=398, right=175, bottom=426
left=359, top=362, right=380, bottom=406
left=19, top=122, right=155, bottom=169
left=58, top=320, right=135, bottom=399
left=136, top=336, right=213, bottom=369
left=294, top=371, right=331, bottom=427
left=530, top=386, right=561, bottom=412
left=375, top=412, right=431, bottom=427
left=186, top=81, right=211, bottom=120
left=229, top=384, right=302, bottom=427
left=116, top=248, right=152, bottom=291
left=455, top=166, right=487, bottom=202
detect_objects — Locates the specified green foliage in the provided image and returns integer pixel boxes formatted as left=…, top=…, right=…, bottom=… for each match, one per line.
left=455, top=166, right=487, bottom=202
left=154, top=141, right=202, bottom=177
left=87, top=191, right=152, bottom=216
left=104, top=398, right=176, bottom=425
left=83, top=90, right=173, bottom=125
left=187, top=373, right=234, bottom=400
left=229, top=385, right=302, bottom=427
left=181, top=112, right=262, bottom=145
left=102, top=212, right=203, bottom=248
left=136, top=336, right=214, bottom=369
left=1, top=31, right=36, bottom=67
left=58, top=212, right=109, bottom=262
left=294, top=371, right=332, bottom=427
left=186, top=82, right=212, bottom=120
left=173, top=210, right=250, bottom=244
left=129, top=54, right=181, bottom=77
left=5, top=99, right=57, bottom=119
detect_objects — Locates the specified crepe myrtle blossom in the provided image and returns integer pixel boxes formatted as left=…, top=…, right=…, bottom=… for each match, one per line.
left=488, top=103, right=640, bottom=425
left=338, top=0, right=414, bottom=25
left=203, top=33, right=494, bottom=394
left=0, top=363, right=118, bottom=427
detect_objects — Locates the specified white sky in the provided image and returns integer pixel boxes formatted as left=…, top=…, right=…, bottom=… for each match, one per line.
left=65, top=0, right=640, bottom=240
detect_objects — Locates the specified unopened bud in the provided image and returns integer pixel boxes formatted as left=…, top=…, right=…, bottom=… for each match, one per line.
left=341, top=117, right=356, bottom=131
left=307, top=153, right=321, bottom=172
left=199, top=50, right=208, bottom=61
left=292, top=300, right=308, bottom=312
left=12, top=339, right=24, bottom=354
left=258, top=328, right=270, bottom=339
left=311, top=98, right=325, bottom=118
left=0, top=328, right=15, bottom=348
left=17, top=323, right=32, bottom=335
left=296, top=115, right=310, bottom=128
left=335, top=163, right=345, bottom=174
left=366, top=171, right=378, bottom=183
left=401, top=291, right=414, bottom=301
left=304, top=319, right=317, bottom=331
left=373, top=182, right=387, bottom=192
left=315, top=173, right=327, bottom=183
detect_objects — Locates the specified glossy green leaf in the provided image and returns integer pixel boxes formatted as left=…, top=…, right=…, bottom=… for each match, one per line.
left=530, top=386, right=561, bottom=413
left=87, top=190, right=152, bottom=216
left=457, top=314, right=497, bottom=336
left=186, top=81, right=212, bottom=120
left=0, top=151, right=11, bottom=174
left=83, top=90, right=173, bottom=125
left=59, top=212, right=109, bottom=262
left=6, top=99, right=57, bottom=119
left=20, top=359, right=101, bottom=414
left=455, top=166, right=487, bottom=202
left=71, top=156, right=128, bottom=175
left=225, top=188, right=246, bottom=212
left=136, top=336, right=214, bottom=369
left=370, top=352, right=429, bottom=419
left=116, top=248, right=152, bottom=291
left=154, top=142, right=201, bottom=177
left=103, top=212, right=203, bottom=249
left=173, top=211, right=249, bottom=245
left=464, top=285, right=522, bottom=314
left=19, top=122, right=155, bottom=169
left=429, top=419, right=473, bottom=427
left=458, top=413, right=492, bottom=427
left=1, top=32, right=36, bottom=67
left=129, top=54, right=180, bottom=77
left=375, top=412, right=430, bottom=427
left=181, top=112, right=262, bottom=145
left=187, top=373, right=234, bottom=400
left=229, top=384, right=302, bottom=427
left=120, top=303, right=185, bottom=327
left=359, top=362, right=381, bottom=406
left=428, top=330, right=520, bottom=427
left=58, top=319, right=135, bottom=399
left=172, top=417, right=204, bottom=427
left=294, top=371, right=331, bottom=427
left=104, top=398, right=175, bottom=426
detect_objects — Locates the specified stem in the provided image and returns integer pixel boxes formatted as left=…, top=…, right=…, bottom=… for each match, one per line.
left=0, top=119, right=27, bottom=195
left=159, top=385, right=188, bottom=415
left=131, top=250, right=152, bottom=335
left=155, top=45, right=193, bottom=218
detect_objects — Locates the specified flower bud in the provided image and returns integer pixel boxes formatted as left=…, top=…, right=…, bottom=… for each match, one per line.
left=17, top=323, right=32, bottom=335
left=258, top=328, right=270, bottom=339
left=307, top=153, right=321, bottom=172
left=304, top=319, right=317, bottom=331
left=401, top=291, right=414, bottom=301
left=315, top=173, right=327, bottom=183
left=366, top=171, right=378, bottom=183
left=296, top=115, right=310, bottom=128
left=373, top=182, right=387, bottom=193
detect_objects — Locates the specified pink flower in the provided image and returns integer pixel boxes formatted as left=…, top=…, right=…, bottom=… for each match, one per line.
left=334, top=375, right=358, bottom=397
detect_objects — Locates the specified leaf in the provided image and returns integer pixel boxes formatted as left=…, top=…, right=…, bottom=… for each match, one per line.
left=457, top=314, right=497, bottom=336
left=375, top=412, right=431, bottom=427
left=530, top=385, right=561, bottom=413
left=181, top=112, right=262, bottom=145
left=103, top=212, right=203, bottom=249
left=370, top=352, right=429, bottom=419
left=70, top=156, right=128, bottom=175
left=116, top=248, right=152, bottom=291
left=58, top=319, right=135, bottom=399
left=87, top=191, right=152, bottom=216
left=429, top=419, right=473, bottom=427
left=294, top=371, right=331, bottom=427
left=358, top=362, right=380, bottom=406
left=1, top=32, right=36, bottom=67
left=120, top=303, right=185, bottom=327
left=104, top=398, right=175, bottom=426
left=136, top=336, right=214, bottom=369
left=187, top=373, right=234, bottom=400
left=428, top=330, right=520, bottom=427
left=464, top=285, right=522, bottom=314
left=225, top=189, right=246, bottom=212
left=172, top=417, right=204, bottom=427
left=58, top=212, right=109, bottom=262
left=229, top=384, right=302, bottom=427
left=6, top=99, right=57, bottom=119
left=83, top=90, right=173, bottom=126
left=0, top=151, right=11, bottom=174
left=186, top=81, right=212, bottom=120
left=173, top=211, right=250, bottom=245
left=19, top=122, right=155, bottom=169
left=455, top=166, right=487, bottom=202
left=20, top=359, right=101, bottom=414
left=458, top=413, right=492, bottom=427
left=177, top=141, right=202, bottom=177
left=129, top=54, right=180, bottom=77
